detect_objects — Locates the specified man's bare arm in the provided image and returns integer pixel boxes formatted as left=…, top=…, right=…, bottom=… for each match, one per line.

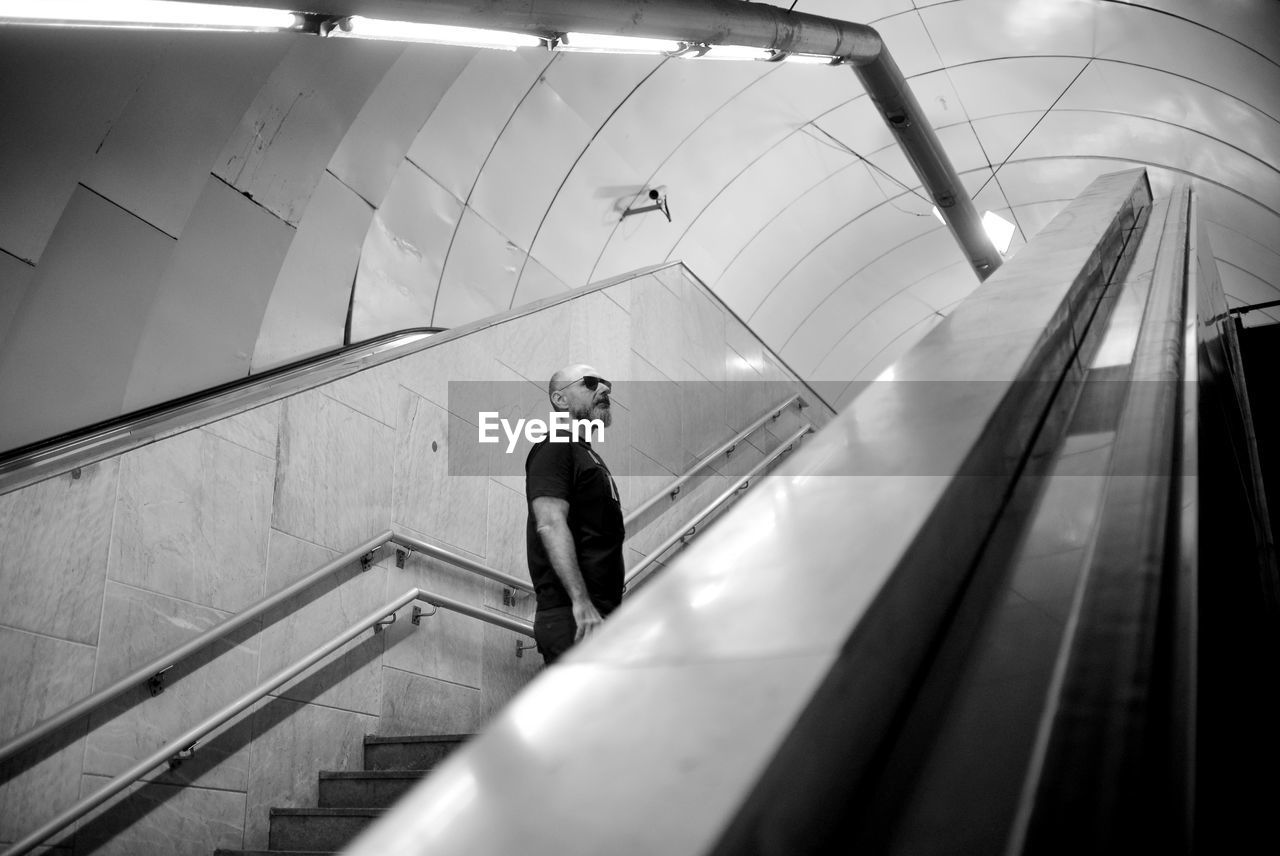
left=531, top=496, right=604, bottom=642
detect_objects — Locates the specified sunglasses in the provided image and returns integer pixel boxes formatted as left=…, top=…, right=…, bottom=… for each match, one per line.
left=556, top=375, right=611, bottom=393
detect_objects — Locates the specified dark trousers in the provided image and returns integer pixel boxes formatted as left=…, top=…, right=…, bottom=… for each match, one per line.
left=533, top=602, right=616, bottom=665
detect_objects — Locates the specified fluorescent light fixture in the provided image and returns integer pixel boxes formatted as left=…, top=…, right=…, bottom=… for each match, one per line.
left=558, top=32, right=682, bottom=54
left=931, top=205, right=946, bottom=224
left=781, top=52, right=839, bottom=65
left=0, top=0, right=300, bottom=31
left=982, top=210, right=1016, bottom=254
left=685, top=44, right=774, bottom=61
left=325, top=16, right=545, bottom=49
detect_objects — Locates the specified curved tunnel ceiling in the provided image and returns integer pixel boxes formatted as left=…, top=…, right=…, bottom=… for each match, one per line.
left=0, top=0, right=1277, bottom=447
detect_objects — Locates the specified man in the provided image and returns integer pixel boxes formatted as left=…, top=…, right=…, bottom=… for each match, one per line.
left=526, top=363, right=625, bottom=665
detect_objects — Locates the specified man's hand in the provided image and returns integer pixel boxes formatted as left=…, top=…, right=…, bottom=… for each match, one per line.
left=572, top=599, right=604, bottom=642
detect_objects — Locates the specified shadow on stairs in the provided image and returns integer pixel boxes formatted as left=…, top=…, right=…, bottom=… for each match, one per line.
left=215, top=734, right=470, bottom=855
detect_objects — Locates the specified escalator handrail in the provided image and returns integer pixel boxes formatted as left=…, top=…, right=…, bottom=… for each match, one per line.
left=0, top=327, right=444, bottom=497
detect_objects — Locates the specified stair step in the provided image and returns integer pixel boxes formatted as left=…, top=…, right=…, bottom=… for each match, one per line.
left=268, top=807, right=385, bottom=851
left=363, top=733, right=470, bottom=771
left=319, top=769, right=427, bottom=807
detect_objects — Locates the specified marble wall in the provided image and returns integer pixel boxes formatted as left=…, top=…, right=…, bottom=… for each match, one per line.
left=0, top=265, right=829, bottom=853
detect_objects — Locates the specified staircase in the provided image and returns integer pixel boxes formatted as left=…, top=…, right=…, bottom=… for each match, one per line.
left=215, top=734, right=469, bottom=855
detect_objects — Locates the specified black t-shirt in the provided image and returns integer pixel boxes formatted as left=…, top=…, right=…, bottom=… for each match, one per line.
left=525, top=439, right=625, bottom=612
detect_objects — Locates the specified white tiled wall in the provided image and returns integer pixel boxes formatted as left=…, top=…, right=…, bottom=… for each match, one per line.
left=0, top=266, right=829, bottom=852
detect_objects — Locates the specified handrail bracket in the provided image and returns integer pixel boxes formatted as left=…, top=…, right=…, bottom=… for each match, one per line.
left=360, top=545, right=383, bottom=571
left=168, top=741, right=198, bottom=769
left=395, top=546, right=414, bottom=569
left=146, top=665, right=173, bottom=697
left=411, top=604, right=438, bottom=625
left=373, top=612, right=397, bottom=633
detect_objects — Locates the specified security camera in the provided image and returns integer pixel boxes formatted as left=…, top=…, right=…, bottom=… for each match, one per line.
left=648, top=189, right=661, bottom=201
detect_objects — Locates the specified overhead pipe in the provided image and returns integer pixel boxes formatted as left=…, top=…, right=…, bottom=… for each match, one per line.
left=211, top=0, right=1003, bottom=278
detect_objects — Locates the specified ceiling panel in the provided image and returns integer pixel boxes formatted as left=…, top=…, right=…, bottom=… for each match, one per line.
left=783, top=226, right=968, bottom=372
left=214, top=38, right=400, bottom=226
left=525, top=138, right=645, bottom=291
left=351, top=161, right=460, bottom=342
left=81, top=31, right=288, bottom=239
left=920, top=0, right=1101, bottom=67
left=1203, top=222, right=1280, bottom=296
left=1057, top=61, right=1280, bottom=166
left=1094, top=2, right=1280, bottom=121
left=468, top=76, right=596, bottom=252
left=0, top=28, right=157, bottom=262
left=250, top=172, right=371, bottom=371
left=1220, top=264, right=1280, bottom=309
left=330, top=43, right=475, bottom=206
left=671, top=131, right=855, bottom=285
left=125, top=175, right=294, bottom=410
left=714, top=165, right=886, bottom=317
left=749, top=204, right=942, bottom=347
left=1136, top=0, right=1280, bottom=63
left=804, top=290, right=938, bottom=380
left=947, top=56, right=1091, bottom=121
left=434, top=208, right=524, bottom=328
left=404, top=48, right=553, bottom=204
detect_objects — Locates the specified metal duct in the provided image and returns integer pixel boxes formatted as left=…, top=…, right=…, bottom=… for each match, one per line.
left=214, top=0, right=1004, bottom=278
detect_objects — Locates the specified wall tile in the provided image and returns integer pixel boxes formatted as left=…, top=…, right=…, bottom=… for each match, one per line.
left=250, top=173, right=374, bottom=372
left=493, top=302, right=571, bottom=387
left=0, top=627, right=95, bottom=846
left=110, top=428, right=273, bottom=612
left=485, top=480, right=531, bottom=588
left=321, top=360, right=401, bottom=428
left=628, top=353, right=685, bottom=476
left=0, top=735, right=87, bottom=848
left=75, top=776, right=246, bottom=856
left=568, top=291, right=631, bottom=385
left=393, top=390, right=488, bottom=557
left=382, top=554, right=484, bottom=689
left=479, top=616, right=542, bottom=723
left=242, top=698, right=375, bottom=848
left=0, top=460, right=117, bottom=643
left=85, top=582, right=258, bottom=792
left=397, top=326, right=502, bottom=413
left=681, top=374, right=729, bottom=469
left=683, top=281, right=729, bottom=385
left=0, top=626, right=96, bottom=743
left=202, top=400, right=280, bottom=460
left=272, top=389, right=394, bottom=551
left=378, top=667, right=481, bottom=736
left=631, top=275, right=688, bottom=382
left=258, top=530, right=387, bottom=716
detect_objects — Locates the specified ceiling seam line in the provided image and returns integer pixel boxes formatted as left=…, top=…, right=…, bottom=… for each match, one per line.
left=970, top=58, right=1093, bottom=201
left=509, top=57, right=673, bottom=309
left=429, top=50, right=559, bottom=325
left=585, top=60, right=788, bottom=283
left=776, top=225, right=967, bottom=355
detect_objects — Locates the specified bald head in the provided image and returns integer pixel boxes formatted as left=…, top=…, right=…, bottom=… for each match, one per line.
left=548, top=363, right=597, bottom=404
left=547, top=362, right=613, bottom=427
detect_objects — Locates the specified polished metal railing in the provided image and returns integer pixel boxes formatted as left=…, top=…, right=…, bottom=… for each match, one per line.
left=0, top=529, right=533, bottom=769
left=623, top=393, right=807, bottom=529
left=1, top=587, right=532, bottom=856
left=625, top=422, right=813, bottom=590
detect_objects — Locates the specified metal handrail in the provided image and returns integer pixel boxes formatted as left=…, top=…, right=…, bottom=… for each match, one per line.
left=624, top=422, right=813, bottom=590
left=393, top=531, right=534, bottom=594
left=0, top=528, right=531, bottom=768
left=623, top=393, right=806, bottom=529
left=1, top=587, right=532, bottom=856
